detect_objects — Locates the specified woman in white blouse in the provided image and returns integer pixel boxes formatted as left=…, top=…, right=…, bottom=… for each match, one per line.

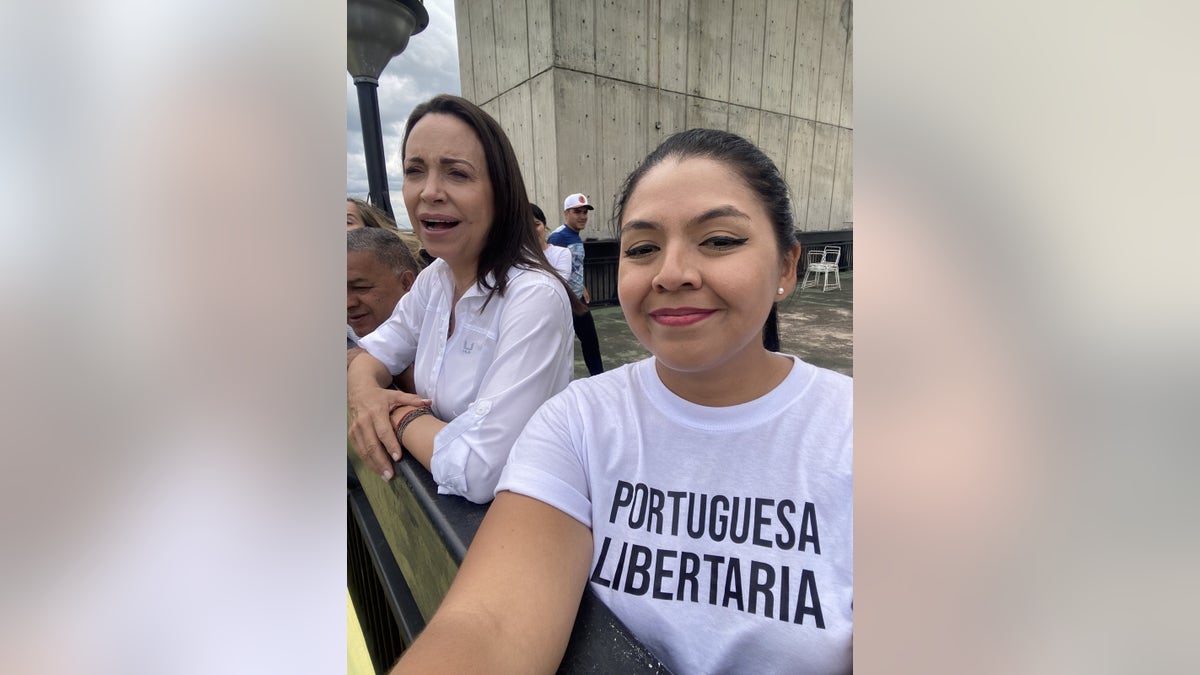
left=348, top=95, right=575, bottom=504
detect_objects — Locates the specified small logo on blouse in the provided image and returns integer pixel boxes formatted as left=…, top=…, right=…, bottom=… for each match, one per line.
left=462, top=340, right=474, bottom=354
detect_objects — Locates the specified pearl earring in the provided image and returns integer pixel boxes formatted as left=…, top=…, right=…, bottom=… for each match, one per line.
left=778, top=287, right=785, bottom=295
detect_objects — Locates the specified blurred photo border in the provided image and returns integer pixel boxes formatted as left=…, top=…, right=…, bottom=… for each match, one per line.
left=1, top=1, right=1197, bottom=672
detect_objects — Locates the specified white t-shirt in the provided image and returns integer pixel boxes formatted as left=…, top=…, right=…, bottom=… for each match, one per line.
left=361, top=258, right=574, bottom=503
left=497, top=356, right=853, bottom=674
left=544, top=244, right=573, bottom=282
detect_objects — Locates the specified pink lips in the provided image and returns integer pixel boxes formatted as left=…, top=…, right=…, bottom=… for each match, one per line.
left=648, top=307, right=716, bottom=327
left=420, top=213, right=460, bottom=233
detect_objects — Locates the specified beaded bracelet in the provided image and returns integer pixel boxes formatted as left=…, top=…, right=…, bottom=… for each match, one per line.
left=395, top=406, right=433, bottom=446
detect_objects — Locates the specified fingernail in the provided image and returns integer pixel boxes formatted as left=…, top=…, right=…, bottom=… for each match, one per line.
left=391, top=452, right=401, bottom=461
left=382, top=470, right=393, bottom=481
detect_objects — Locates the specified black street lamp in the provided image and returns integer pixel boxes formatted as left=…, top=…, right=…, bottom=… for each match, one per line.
left=347, top=0, right=429, bottom=218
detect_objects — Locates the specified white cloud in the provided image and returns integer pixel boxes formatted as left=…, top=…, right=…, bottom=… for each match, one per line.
left=345, top=0, right=461, bottom=227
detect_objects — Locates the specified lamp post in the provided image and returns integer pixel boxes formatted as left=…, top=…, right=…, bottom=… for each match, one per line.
left=348, top=0, right=429, bottom=218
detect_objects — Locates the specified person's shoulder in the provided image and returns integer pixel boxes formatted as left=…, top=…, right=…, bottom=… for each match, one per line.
left=501, top=265, right=571, bottom=309
left=507, top=263, right=564, bottom=287
left=783, top=354, right=850, bottom=385
left=557, top=360, right=645, bottom=407
left=409, top=257, right=449, bottom=295
left=415, top=256, right=448, bottom=280
left=781, top=356, right=852, bottom=416
left=805, top=359, right=852, bottom=390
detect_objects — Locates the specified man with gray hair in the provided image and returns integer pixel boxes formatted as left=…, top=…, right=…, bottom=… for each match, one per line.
left=347, top=227, right=423, bottom=361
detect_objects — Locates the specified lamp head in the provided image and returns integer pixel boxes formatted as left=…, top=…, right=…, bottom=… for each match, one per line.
left=347, top=0, right=430, bottom=82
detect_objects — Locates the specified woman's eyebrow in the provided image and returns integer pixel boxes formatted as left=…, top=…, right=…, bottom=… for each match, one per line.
left=620, top=219, right=659, bottom=234
left=403, top=156, right=476, bottom=170
left=620, top=205, right=749, bottom=234
left=438, top=157, right=476, bottom=170
left=692, top=205, right=750, bottom=224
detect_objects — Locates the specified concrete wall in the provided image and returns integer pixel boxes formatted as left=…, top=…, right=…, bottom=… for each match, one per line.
left=454, top=0, right=852, bottom=239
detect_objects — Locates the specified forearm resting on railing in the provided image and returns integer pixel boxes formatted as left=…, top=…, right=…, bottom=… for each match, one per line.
left=387, top=406, right=445, bottom=472
left=348, top=352, right=431, bottom=480
left=391, top=492, right=593, bottom=673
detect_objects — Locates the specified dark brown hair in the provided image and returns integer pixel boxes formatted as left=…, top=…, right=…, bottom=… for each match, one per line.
left=401, top=95, right=555, bottom=308
left=614, top=128, right=799, bottom=349
left=614, top=128, right=799, bottom=259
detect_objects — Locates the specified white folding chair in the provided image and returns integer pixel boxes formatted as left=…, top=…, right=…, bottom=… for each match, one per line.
left=800, top=249, right=825, bottom=289
left=801, top=246, right=841, bottom=292
left=818, top=246, right=841, bottom=291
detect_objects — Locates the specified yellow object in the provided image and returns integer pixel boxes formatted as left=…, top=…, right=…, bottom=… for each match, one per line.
left=348, top=589, right=376, bottom=675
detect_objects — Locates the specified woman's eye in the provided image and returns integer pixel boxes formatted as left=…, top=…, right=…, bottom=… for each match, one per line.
left=622, top=243, right=658, bottom=259
left=403, top=166, right=423, bottom=176
left=702, top=236, right=749, bottom=251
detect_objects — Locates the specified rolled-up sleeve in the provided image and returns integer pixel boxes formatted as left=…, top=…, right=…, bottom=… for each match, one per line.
left=429, top=276, right=574, bottom=503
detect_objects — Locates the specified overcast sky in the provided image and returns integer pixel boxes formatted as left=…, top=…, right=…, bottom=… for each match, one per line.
left=346, top=0, right=461, bottom=227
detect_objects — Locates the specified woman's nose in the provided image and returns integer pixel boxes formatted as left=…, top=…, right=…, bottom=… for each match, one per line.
left=419, top=173, right=444, bottom=202
left=652, top=246, right=701, bottom=292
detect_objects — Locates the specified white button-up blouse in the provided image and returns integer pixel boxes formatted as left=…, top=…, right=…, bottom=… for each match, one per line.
left=359, top=258, right=574, bottom=503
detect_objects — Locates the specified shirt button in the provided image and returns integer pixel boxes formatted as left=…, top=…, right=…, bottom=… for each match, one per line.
left=474, top=401, right=491, bottom=415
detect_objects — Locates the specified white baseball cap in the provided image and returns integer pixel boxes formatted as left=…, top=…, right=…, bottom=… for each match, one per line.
left=563, top=193, right=594, bottom=211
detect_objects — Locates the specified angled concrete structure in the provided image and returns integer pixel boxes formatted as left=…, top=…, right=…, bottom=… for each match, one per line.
left=455, top=0, right=852, bottom=240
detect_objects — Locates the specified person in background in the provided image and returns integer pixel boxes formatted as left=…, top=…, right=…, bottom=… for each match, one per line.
left=347, top=94, right=574, bottom=504
left=346, top=227, right=422, bottom=372
left=346, top=227, right=420, bottom=491
left=391, top=128, right=852, bottom=674
left=548, top=193, right=605, bottom=376
left=347, top=196, right=427, bottom=267
left=531, top=203, right=572, bottom=282
left=346, top=197, right=391, bottom=230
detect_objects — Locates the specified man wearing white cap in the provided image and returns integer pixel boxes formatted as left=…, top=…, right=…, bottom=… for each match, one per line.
left=547, top=192, right=605, bottom=376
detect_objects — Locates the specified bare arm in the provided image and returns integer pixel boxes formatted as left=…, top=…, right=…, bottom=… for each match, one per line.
left=348, top=351, right=431, bottom=481
left=392, top=491, right=593, bottom=674
left=386, top=405, right=446, bottom=471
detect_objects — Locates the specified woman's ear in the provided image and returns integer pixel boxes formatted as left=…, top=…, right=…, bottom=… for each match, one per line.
left=778, top=243, right=801, bottom=297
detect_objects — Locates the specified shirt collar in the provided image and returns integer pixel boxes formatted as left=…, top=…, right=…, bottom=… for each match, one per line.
left=433, top=258, right=499, bottom=301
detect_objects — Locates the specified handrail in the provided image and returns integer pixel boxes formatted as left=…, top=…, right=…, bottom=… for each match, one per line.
left=348, top=449, right=672, bottom=673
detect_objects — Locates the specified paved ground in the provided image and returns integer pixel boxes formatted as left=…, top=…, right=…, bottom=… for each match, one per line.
left=573, top=271, right=853, bottom=379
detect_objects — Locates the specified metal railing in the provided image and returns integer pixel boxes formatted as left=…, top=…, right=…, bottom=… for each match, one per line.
left=797, top=229, right=853, bottom=272
left=348, top=481, right=422, bottom=672
left=582, top=240, right=620, bottom=306
left=347, top=451, right=672, bottom=674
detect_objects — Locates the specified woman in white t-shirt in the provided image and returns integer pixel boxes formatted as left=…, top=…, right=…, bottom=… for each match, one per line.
left=347, top=95, right=575, bottom=504
left=393, top=129, right=853, bottom=673
left=531, top=202, right=573, bottom=281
